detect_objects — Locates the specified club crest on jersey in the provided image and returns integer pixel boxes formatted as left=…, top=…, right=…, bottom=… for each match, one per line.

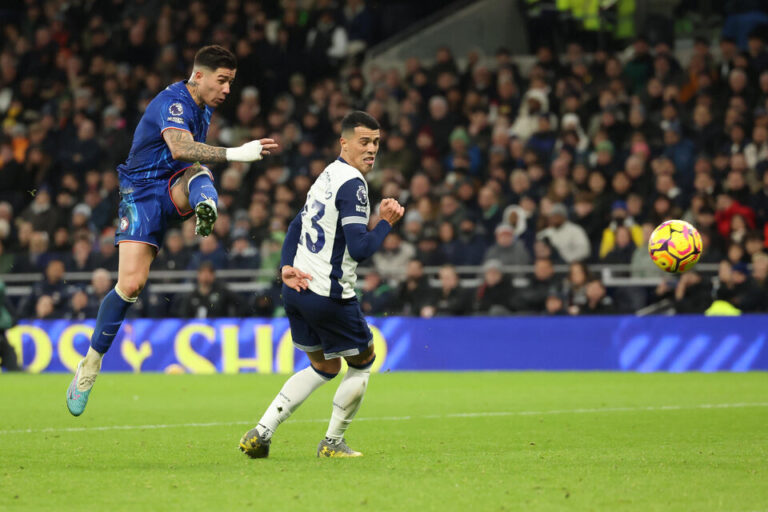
left=120, top=216, right=129, bottom=231
left=356, top=185, right=368, bottom=205
left=169, top=102, right=184, bottom=116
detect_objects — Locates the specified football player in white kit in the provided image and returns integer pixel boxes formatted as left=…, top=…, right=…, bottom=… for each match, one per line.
left=240, top=111, right=405, bottom=458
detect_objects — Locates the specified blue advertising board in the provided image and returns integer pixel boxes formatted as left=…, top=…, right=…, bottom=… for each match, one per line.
left=3, top=316, right=767, bottom=373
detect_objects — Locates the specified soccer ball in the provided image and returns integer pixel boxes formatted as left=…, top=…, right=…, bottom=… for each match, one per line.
left=648, top=219, right=703, bottom=273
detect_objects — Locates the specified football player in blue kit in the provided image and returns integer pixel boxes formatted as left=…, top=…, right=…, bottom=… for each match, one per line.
left=66, top=45, right=278, bottom=416
left=240, top=111, right=405, bottom=458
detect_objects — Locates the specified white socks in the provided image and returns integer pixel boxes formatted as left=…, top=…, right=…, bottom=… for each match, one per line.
left=325, top=364, right=372, bottom=442
left=78, top=347, right=103, bottom=392
left=256, top=366, right=332, bottom=440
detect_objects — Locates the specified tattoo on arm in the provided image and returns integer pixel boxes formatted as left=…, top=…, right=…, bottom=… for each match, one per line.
left=163, top=129, right=227, bottom=163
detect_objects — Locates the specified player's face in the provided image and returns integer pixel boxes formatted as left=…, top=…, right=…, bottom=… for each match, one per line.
left=341, top=127, right=380, bottom=174
left=196, top=67, right=236, bottom=108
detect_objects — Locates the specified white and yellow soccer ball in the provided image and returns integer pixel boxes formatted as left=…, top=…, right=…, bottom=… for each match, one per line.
left=648, top=219, right=704, bottom=273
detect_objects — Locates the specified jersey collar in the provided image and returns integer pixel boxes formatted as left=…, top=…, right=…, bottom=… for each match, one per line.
left=337, top=156, right=349, bottom=165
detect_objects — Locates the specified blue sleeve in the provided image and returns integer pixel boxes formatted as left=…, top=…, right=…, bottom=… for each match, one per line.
left=158, top=97, right=194, bottom=135
left=335, top=178, right=369, bottom=226
left=343, top=221, right=391, bottom=262
left=335, top=177, right=391, bottom=261
left=280, top=213, right=303, bottom=268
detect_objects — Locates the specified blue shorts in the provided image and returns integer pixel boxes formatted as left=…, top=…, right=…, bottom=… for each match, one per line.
left=282, top=285, right=373, bottom=360
left=115, top=169, right=194, bottom=249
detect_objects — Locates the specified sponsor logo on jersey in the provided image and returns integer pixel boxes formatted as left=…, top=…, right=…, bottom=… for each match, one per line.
left=356, top=185, right=368, bottom=205
left=167, top=116, right=184, bottom=124
left=169, top=102, right=184, bottom=116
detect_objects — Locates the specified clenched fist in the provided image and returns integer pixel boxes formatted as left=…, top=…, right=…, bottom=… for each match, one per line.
left=379, top=198, right=405, bottom=226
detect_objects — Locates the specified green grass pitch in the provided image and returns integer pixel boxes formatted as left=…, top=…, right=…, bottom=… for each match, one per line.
left=1, top=372, right=767, bottom=511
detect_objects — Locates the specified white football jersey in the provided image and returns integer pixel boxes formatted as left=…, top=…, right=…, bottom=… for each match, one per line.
left=292, top=158, right=370, bottom=299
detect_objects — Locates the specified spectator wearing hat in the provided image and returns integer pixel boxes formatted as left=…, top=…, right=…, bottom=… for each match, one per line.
left=511, top=88, right=554, bottom=142
left=484, top=223, right=531, bottom=267
left=537, top=203, right=591, bottom=263
left=474, top=259, right=512, bottom=316
left=445, top=127, right=482, bottom=175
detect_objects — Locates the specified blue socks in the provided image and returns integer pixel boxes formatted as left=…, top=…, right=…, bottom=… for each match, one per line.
left=90, top=287, right=136, bottom=354
left=187, top=169, right=218, bottom=209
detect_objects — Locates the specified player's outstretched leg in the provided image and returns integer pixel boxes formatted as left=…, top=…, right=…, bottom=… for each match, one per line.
left=317, top=355, right=375, bottom=458
left=66, top=242, right=153, bottom=416
left=186, top=165, right=219, bottom=237
left=240, top=359, right=338, bottom=458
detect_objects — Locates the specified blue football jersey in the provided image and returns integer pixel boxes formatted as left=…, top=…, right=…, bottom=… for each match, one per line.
left=117, top=81, right=213, bottom=182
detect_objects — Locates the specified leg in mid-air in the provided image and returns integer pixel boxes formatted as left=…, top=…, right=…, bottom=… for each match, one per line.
left=170, top=163, right=219, bottom=237
left=240, top=350, right=340, bottom=458
left=66, top=241, right=156, bottom=416
left=317, top=346, right=375, bottom=458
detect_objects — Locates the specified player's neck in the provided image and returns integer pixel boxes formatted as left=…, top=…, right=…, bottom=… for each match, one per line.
left=185, top=80, right=205, bottom=109
left=338, top=153, right=366, bottom=175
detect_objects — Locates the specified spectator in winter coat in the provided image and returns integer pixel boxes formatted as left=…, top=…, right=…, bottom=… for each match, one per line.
left=537, top=203, right=591, bottom=263
left=510, top=88, right=556, bottom=142
left=484, top=224, right=531, bottom=267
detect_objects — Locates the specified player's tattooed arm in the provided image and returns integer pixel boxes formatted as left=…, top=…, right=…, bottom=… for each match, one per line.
left=163, top=128, right=227, bottom=163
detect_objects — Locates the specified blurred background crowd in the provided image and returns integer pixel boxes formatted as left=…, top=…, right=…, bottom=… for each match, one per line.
left=2, top=0, right=768, bottom=322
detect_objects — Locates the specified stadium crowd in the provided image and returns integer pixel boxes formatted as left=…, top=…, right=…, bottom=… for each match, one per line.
left=3, top=1, right=768, bottom=320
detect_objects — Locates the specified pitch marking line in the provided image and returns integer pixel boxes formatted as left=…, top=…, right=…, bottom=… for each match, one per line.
left=1, top=402, right=767, bottom=436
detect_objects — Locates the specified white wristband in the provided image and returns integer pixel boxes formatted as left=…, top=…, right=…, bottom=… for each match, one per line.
left=226, top=140, right=264, bottom=162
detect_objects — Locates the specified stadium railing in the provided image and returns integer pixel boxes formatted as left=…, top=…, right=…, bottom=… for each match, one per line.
left=0, top=263, right=722, bottom=298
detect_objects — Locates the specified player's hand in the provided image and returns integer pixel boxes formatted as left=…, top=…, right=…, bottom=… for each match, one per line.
left=379, top=198, right=404, bottom=226
left=281, top=265, right=313, bottom=292
left=225, top=138, right=278, bottom=162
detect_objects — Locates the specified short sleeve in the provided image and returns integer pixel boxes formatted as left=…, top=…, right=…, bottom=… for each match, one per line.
left=335, top=178, right=369, bottom=226
left=159, top=98, right=194, bottom=135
